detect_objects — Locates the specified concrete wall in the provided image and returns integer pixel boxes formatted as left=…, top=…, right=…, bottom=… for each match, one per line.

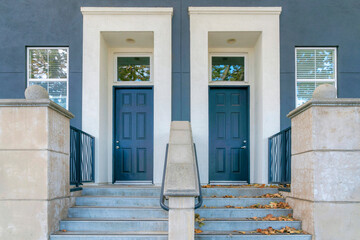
left=1, top=0, right=360, bottom=129
left=0, top=99, right=74, bottom=240
left=287, top=97, right=360, bottom=239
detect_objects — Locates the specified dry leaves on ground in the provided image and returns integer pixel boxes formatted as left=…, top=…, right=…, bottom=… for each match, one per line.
left=224, top=201, right=291, bottom=209
left=253, top=193, right=282, bottom=198
left=195, top=213, right=205, bottom=227
left=252, top=226, right=305, bottom=235
left=250, top=213, right=296, bottom=221
left=210, top=193, right=283, bottom=199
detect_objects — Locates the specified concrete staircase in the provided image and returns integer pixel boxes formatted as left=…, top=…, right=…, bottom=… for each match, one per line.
left=50, top=186, right=312, bottom=240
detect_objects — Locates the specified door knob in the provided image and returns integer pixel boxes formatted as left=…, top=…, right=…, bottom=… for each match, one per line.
left=116, top=146, right=120, bottom=149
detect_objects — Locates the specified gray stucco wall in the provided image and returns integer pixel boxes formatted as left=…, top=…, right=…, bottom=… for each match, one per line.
left=1, top=0, right=360, bottom=129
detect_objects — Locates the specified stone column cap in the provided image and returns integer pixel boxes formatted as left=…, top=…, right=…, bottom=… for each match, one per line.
left=0, top=99, right=74, bottom=119
left=287, top=98, right=360, bottom=119
left=163, top=121, right=200, bottom=197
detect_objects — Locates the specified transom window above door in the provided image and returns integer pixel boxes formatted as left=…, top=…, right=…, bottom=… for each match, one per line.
left=211, top=55, right=246, bottom=82
left=27, top=47, right=69, bottom=109
left=296, top=47, right=337, bottom=107
left=116, top=56, right=151, bottom=82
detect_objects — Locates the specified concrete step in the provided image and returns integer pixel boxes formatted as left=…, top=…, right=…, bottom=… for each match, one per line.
left=81, top=187, right=161, bottom=197
left=68, top=206, right=292, bottom=219
left=197, top=219, right=302, bottom=231
left=196, top=208, right=292, bottom=219
left=202, top=188, right=279, bottom=197
left=76, top=196, right=285, bottom=207
left=60, top=219, right=168, bottom=232
left=81, top=187, right=279, bottom=197
left=202, top=197, right=285, bottom=207
left=59, top=218, right=300, bottom=232
left=50, top=232, right=311, bottom=240
left=196, top=233, right=312, bottom=240
left=51, top=232, right=167, bottom=240
left=68, top=207, right=168, bottom=219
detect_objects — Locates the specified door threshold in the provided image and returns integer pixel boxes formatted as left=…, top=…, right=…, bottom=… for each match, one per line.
left=209, top=181, right=248, bottom=185
left=114, top=181, right=153, bottom=185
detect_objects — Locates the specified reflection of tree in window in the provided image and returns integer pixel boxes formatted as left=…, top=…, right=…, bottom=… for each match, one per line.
left=117, top=57, right=150, bottom=81
left=30, top=49, right=67, bottom=79
left=212, top=57, right=245, bottom=81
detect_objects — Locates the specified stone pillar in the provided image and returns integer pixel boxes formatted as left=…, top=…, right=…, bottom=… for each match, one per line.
left=287, top=85, right=360, bottom=240
left=0, top=86, right=74, bottom=240
left=168, top=197, right=195, bottom=240
left=163, top=122, right=200, bottom=240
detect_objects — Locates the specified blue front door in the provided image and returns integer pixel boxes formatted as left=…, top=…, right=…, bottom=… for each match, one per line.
left=209, top=88, right=249, bottom=182
left=114, top=88, right=153, bottom=182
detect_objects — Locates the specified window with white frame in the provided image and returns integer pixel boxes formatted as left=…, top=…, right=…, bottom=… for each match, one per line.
left=27, top=47, right=69, bottom=109
left=296, top=47, right=337, bottom=107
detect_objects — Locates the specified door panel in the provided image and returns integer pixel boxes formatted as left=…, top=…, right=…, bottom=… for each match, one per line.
left=114, top=88, right=153, bottom=182
left=209, top=88, right=249, bottom=182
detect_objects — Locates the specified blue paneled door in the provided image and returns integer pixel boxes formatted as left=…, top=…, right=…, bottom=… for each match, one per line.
left=209, top=88, right=249, bottom=182
left=114, top=88, right=153, bottom=182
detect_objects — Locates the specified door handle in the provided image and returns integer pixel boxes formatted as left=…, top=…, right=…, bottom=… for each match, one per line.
left=241, top=146, right=246, bottom=149
left=116, top=146, right=120, bottom=149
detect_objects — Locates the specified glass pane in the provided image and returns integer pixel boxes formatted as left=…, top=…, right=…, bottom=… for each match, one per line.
left=29, top=81, right=67, bottom=109
left=296, top=49, right=315, bottom=79
left=296, top=81, right=335, bottom=107
left=48, top=49, right=68, bottom=79
left=212, top=56, right=245, bottom=81
left=117, top=57, right=150, bottom=81
left=297, top=81, right=315, bottom=106
left=29, top=49, right=48, bottom=79
left=316, top=49, right=335, bottom=79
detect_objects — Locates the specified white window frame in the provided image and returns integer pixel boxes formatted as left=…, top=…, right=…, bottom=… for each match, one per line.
left=113, top=53, right=153, bottom=84
left=27, top=47, right=69, bottom=109
left=295, top=47, right=337, bottom=107
left=209, top=52, right=248, bottom=84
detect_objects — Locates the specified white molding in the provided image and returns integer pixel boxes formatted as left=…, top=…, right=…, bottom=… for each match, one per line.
left=81, top=7, right=173, bottom=16
left=188, top=7, right=282, bottom=15
left=82, top=8, right=172, bottom=185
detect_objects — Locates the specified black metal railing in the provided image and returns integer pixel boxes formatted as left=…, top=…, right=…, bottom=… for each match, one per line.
left=70, top=126, right=95, bottom=187
left=160, top=143, right=203, bottom=211
left=268, top=127, right=291, bottom=184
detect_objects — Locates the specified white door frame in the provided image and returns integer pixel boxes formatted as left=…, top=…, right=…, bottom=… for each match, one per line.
left=81, top=7, right=173, bottom=185
left=189, top=7, right=282, bottom=184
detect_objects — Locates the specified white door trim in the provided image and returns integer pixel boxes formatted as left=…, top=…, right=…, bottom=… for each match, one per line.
left=81, top=7, right=173, bottom=185
left=189, top=7, right=281, bottom=184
